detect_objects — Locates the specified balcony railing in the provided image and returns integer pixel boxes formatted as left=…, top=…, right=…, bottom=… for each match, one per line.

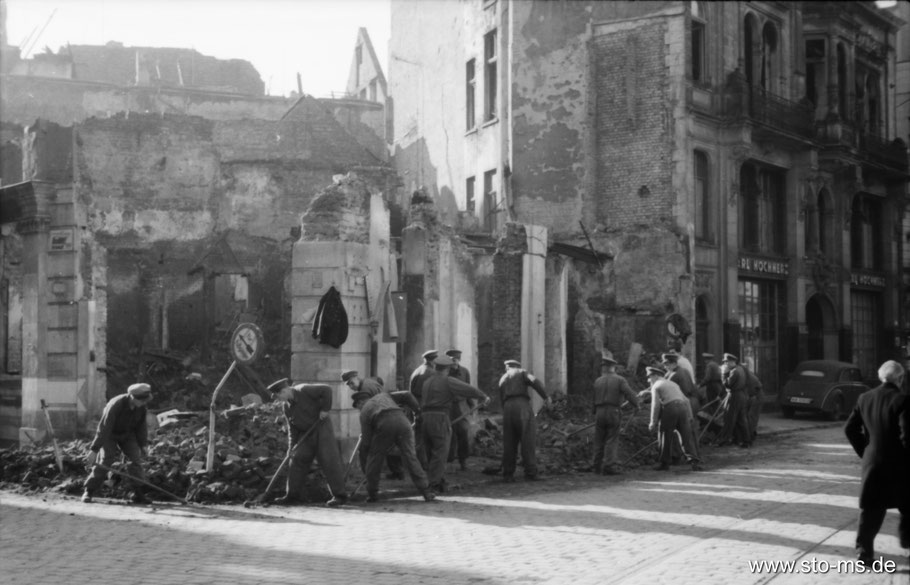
left=860, top=132, right=909, bottom=171
left=721, top=77, right=815, bottom=140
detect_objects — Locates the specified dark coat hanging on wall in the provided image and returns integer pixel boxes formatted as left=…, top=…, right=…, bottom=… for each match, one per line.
left=312, top=286, right=348, bottom=348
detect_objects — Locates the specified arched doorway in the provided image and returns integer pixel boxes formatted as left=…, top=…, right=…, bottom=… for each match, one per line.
left=806, top=294, right=837, bottom=360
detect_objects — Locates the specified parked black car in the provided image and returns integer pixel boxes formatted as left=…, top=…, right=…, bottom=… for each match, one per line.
left=777, top=360, right=870, bottom=420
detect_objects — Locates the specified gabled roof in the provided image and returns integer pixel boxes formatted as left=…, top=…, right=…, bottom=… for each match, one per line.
left=346, top=27, right=387, bottom=96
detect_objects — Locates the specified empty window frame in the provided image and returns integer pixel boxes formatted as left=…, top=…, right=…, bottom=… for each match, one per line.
left=484, top=29, right=498, bottom=122
left=739, top=163, right=787, bottom=255
left=690, top=1, right=706, bottom=82
left=483, top=169, right=497, bottom=232
left=694, top=150, right=713, bottom=242
left=466, top=59, right=476, bottom=130
left=466, top=176, right=476, bottom=213
left=355, top=45, right=362, bottom=87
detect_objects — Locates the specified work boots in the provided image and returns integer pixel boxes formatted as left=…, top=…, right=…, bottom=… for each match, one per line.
left=366, top=491, right=379, bottom=503
left=129, top=491, right=150, bottom=504
left=422, top=489, right=436, bottom=502
left=326, top=494, right=348, bottom=508
left=81, top=489, right=93, bottom=503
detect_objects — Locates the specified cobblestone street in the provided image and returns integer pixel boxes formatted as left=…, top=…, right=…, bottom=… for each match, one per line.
left=2, top=421, right=908, bottom=585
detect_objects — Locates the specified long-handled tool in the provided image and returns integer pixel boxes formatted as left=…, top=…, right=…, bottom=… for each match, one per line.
left=450, top=401, right=486, bottom=427
left=698, top=397, right=728, bottom=444
left=40, top=400, right=64, bottom=474
left=620, top=439, right=659, bottom=467
left=94, top=462, right=193, bottom=506
left=343, top=435, right=363, bottom=483
left=243, top=419, right=323, bottom=507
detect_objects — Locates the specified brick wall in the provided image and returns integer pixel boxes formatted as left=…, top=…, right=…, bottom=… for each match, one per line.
left=491, top=224, right=526, bottom=403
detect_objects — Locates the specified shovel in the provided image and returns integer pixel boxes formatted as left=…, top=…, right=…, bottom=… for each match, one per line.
left=243, top=419, right=323, bottom=508
left=40, top=400, right=65, bottom=474
left=343, top=435, right=363, bottom=483
left=94, top=462, right=194, bottom=506
left=620, top=439, right=659, bottom=467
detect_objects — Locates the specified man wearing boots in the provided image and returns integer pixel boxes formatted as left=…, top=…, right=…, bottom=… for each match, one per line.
left=591, top=357, right=640, bottom=475
left=446, top=349, right=474, bottom=471
left=646, top=367, right=702, bottom=472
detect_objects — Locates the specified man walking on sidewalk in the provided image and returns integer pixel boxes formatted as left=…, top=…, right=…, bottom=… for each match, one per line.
left=844, top=360, right=910, bottom=566
left=82, top=383, right=153, bottom=504
left=267, top=378, right=348, bottom=507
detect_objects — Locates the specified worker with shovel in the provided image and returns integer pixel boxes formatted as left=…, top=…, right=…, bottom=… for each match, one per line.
left=348, top=371, right=436, bottom=503
left=499, top=359, right=552, bottom=482
left=82, top=383, right=153, bottom=504
left=445, top=349, right=475, bottom=471
left=646, top=367, right=702, bottom=472
left=267, top=378, right=348, bottom=507
left=591, top=357, right=640, bottom=475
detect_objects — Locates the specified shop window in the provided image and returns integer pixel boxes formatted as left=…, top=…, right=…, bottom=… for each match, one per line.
left=466, top=59, right=476, bottom=131
left=694, top=150, right=713, bottom=242
left=850, top=195, right=883, bottom=270
left=690, top=1, right=706, bottom=82
left=738, top=278, right=781, bottom=389
left=484, top=29, right=498, bottom=122
left=740, top=163, right=787, bottom=255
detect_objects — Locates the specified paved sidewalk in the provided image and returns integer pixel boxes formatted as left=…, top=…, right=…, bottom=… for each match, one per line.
left=2, top=424, right=907, bottom=585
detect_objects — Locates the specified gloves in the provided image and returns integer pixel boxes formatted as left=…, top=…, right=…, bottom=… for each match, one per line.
left=85, top=450, right=98, bottom=470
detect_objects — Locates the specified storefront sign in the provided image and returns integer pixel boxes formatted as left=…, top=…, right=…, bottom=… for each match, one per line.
left=738, top=255, right=789, bottom=277
left=850, top=273, right=886, bottom=288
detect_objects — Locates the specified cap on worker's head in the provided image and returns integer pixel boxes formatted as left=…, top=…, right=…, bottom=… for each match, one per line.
left=504, top=359, right=521, bottom=368
left=422, top=349, right=438, bottom=361
left=661, top=353, right=679, bottom=364
left=602, top=357, right=617, bottom=367
left=128, top=383, right=152, bottom=398
left=434, top=355, right=453, bottom=369
left=702, top=353, right=715, bottom=359
left=341, top=370, right=358, bottom=383
left=445, top=349, right=462, bottom=358
left=266, top=378, right=290, bottom=394
left=645, top=366, right=666, bottom=378
left=723, top=353, right=739, bottom=363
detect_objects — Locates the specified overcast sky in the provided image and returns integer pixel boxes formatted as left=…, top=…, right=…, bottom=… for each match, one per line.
left=4, top=0, right=391, bottom=98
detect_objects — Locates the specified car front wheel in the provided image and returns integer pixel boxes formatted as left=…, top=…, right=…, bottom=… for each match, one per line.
left=826, top=395, right=844, bottom=421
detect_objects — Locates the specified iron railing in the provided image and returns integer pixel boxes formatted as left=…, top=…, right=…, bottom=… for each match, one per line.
left=721, top=78, right=815, bottom=139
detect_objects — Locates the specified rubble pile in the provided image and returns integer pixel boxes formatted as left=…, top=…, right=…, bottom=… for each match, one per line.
left=0, top=402, right=330, bottom=504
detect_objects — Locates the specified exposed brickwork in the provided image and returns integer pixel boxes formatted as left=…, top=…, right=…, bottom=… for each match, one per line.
left=491, top=224, right=527, bottom=393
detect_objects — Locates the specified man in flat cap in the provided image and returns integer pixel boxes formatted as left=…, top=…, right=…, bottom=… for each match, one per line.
left=408, top=349, right=438, bottom=469
left=646, top=367, right=702, bottom=471
left=350, top=374, right=436, bottom=503
left=591, top=357, right=640, bottom=475
left=421, top=355, right=490, bottom=492
left=82, top=382, right=154, bottom=504
left=498, top=359, right=552, bottom=482
left=267, top=378, right=348, bottom=507
left=445, top=349, right=474, bottom=471
left=714, top=353, right=751, bottom=447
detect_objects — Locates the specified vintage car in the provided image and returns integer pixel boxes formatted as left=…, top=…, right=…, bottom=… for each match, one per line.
left=777, top=360, right=870, bottom=420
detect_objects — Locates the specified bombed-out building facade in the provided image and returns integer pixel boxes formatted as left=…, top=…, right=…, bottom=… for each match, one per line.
left=389, top=0, right=909, bottom=400
left=1, top=0, right=909, bottom=447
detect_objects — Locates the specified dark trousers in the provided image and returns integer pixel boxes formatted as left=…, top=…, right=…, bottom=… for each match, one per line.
left=592, top=406, right=620, bottom=471
left=657, top=400, right=699, bottom=465
left=502, top=398, right=539, bottom=478
left=448, top=417, right=471, bottom=465
left=746, top=390, right=763, bottom=441
left=84, top=438, right=145, bottom=494
left=365, top=410, right=428, bottom=494
left=413, top=418, right=428, bottom=470
left=716, top=390, right=750, bottom=445
left=856, top=506, right=910, bottom=557
left=421, top=412, right=452, bottom=487
left=287, top=419, right=346, bottom=499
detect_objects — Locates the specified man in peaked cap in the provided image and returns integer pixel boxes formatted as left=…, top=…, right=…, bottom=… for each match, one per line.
left=591, top=357, right=640, bottom=475
left=350, top=372, right=435, bottom=503
left=82, top=383, right=153, bottom=504
left=420, top=355, right=489, bottom=492
left=697, top=353, right=725, bottom=415
left=714, top=353, right=752, bottom=447
left=445, top=349, right=474, bottom=471
left=344, top=370, right=407, bottom=479
left=266, top=378, right=348, bottom=507
left=646, top=367, right=702, bottom=471
left=408, top=349, right=438, bottom=469
left=498, top=359, right=551, bottom=482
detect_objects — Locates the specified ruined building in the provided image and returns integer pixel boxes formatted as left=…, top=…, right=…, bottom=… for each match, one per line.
left=389, top=0, right=909, bottom=398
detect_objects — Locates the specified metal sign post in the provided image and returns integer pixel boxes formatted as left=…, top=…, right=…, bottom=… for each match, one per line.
left=205, top=323, right=264, bottom=472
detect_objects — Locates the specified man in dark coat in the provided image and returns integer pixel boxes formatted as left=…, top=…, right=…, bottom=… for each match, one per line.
left=421, top=355, right=489, bottom=492
left=446, top=348, right=474, bottom=471
left=498, top=359, right=552, bottom=482
left=591, top=357, right=639, bottom=475
left=82, top=383, right=153, bottom=504
left=698, top=353, right=725, bottom=414
left=343, top=370, right=405, bottom=479
left=351, top=378, right=436, bottom=503
left=844, top=360, right=910, bottom=566
left=267, top=378, right=348, bottom=507
left=714, top=353, right=751, bottom=447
